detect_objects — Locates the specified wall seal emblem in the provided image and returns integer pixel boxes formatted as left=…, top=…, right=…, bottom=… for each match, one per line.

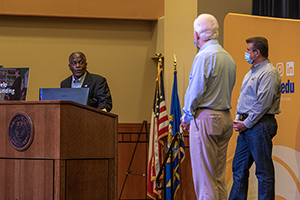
left=8, top=111, right=34, bottom=151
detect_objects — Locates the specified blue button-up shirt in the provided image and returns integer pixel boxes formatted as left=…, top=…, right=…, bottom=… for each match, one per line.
left=236, top=59, right=281, bottom=128
left=71, top=72, right=87, bottom=88
left=182, top=39, right=236, bottom=124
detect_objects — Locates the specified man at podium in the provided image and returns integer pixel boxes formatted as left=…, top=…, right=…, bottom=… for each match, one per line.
left=61, top=52, right=113, bottom=112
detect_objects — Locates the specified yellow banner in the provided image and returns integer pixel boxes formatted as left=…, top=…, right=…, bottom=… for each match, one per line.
left=224, top=13, right=300, bottom=199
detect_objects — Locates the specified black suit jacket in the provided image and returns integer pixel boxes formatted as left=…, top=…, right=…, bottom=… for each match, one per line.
left=60, top=71, right=112, bottom=112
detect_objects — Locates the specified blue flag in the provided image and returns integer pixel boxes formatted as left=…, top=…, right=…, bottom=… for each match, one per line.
left=166, top=70, right=185, bottom=200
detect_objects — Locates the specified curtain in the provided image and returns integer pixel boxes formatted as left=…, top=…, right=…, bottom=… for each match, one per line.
left=252, top=0, right=300, bottom=19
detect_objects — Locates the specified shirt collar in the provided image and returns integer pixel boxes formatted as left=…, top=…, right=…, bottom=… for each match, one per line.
left=250, top=59, right=270, bottom=71
left=72, top=72, right=87, bottom=85
left=199, top=39, right=219, bottom=51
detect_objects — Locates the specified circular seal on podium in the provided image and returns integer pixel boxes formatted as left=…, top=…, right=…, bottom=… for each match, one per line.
left=8, top=111, right=34, bottom=151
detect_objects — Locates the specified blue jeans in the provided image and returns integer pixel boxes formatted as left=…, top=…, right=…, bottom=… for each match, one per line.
left=229, top=114, right=277, bottom=200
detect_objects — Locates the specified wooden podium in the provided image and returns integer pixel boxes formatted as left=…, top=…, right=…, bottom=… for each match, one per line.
left=0, top=101, right=118, bottom=200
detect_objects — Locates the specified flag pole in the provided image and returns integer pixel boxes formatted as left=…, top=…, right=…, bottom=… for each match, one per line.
left=156, top=52, right=163, bottom=104
left=173, top=54, right=177, bottom=71
left=156, top=52, right=165, bottom=200
left=147, top=52, right=167, bottom=200
left=174, top=54, right=184, bottom=200
left=156, top=53, right=163, bottom=72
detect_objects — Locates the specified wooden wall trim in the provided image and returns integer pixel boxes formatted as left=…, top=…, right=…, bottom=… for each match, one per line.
left=0, top=0, right=164, bottom=20
left=118, top=123, right=150, bottom=133
left=118, top=123, right=190, bottom=146
left=118, top=123, right=150, bottom=144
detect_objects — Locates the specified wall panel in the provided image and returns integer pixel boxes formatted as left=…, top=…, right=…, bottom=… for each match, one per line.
left=1, top=0, right=163, bottom=20
left=118, top=123, right=194, bottom=200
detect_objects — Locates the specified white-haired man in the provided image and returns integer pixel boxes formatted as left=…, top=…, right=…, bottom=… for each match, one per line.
left=180, top=14, right=236, bottom=200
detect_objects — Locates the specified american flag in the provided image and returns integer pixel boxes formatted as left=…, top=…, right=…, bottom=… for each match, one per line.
left=147, top=68, right=169, bottom=199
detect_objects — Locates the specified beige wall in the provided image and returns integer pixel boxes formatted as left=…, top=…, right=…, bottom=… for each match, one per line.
left=0, top=0, right=163, bottom=20
left=0, top=16, right=158, bottom=123
left=164, top=0, right=197, bottom=110
left=163, top=0, right=252, bottom=112
left=0, top=0, right=253, bottom=124
left=198, top=0, right=253, bottom=46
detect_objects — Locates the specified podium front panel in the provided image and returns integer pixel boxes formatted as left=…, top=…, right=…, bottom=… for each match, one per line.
left=0, top=101, right=118, bottom=200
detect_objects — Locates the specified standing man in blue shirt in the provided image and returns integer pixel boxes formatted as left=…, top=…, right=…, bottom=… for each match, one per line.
left=229, top=37, right=281, bottom=200
left=180, top=14, right=236, bottom=200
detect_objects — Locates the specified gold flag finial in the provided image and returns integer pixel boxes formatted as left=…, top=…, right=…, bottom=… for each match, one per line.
left=173, top=54, right=177, bottom=71
left=156, top=53, right=163, bottom=72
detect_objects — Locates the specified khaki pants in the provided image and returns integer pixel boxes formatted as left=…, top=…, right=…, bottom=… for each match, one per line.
left=190, top=108, right=233, bottom=200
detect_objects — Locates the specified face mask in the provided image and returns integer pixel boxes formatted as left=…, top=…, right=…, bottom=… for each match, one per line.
left=194, top=40, right=199, bottom=49
left=245, top=52, right=253, bottom=64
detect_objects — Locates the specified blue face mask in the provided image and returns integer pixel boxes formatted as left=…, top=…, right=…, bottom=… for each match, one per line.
left=194, top=40, right=199, bottom=49
left=245, top=52, right=253, bottom=64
